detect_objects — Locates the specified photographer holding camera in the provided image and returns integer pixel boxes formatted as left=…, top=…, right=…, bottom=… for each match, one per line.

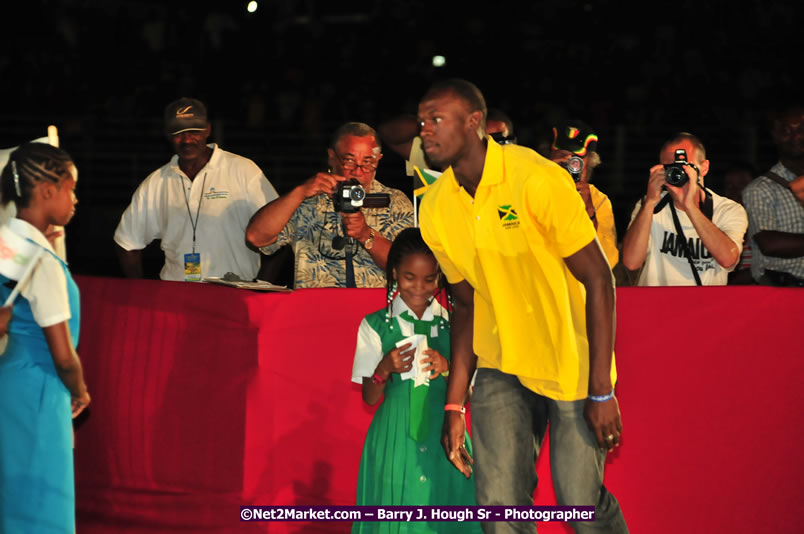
left=550, top=120, right=619, bottom=267
left=246, top=122, right=413, bottom=288
left=622, top=133, right=747, bottom=286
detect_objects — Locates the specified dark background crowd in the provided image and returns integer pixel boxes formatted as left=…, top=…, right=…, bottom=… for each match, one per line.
left=0, top=0, right=800, bottom=278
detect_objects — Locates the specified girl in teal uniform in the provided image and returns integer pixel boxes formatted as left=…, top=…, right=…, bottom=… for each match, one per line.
left=351, top=228, right=480, bottom=533
left=0, top=143, right=91, bottom=533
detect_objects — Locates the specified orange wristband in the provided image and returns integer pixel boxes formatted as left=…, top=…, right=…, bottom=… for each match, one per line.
left=444, top=404, right=465, bottom=414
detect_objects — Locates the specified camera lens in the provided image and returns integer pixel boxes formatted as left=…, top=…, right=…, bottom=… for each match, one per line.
left=350, top=186, right=366, bottom=202
left=564, top=156, right=584, bottom=182
left=664, top=165, right=688, bottom=186
left=567, top=157, right=583, bottom=173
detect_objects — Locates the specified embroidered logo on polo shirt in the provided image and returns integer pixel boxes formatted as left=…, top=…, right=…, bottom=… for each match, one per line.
left=203, top=187, right=229, bottom=200
left=497, top=205, right=520, bottom=229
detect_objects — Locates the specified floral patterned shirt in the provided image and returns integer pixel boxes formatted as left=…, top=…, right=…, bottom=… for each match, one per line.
left=261, top=179, right=414, bottom=288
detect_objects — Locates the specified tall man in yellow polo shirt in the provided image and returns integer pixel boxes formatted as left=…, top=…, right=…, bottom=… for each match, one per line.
left=418, top=79, right=628, bottom=534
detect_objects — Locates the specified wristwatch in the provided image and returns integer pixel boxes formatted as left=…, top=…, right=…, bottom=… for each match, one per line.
left=364, top=228, right=375, bottom=250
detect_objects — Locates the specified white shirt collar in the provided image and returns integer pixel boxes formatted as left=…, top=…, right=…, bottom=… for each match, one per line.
left=169, top=143, right=220, bottom=175
left=391, top=292, right=445, bottom=322
left=7, top=217, right=56, bottom=255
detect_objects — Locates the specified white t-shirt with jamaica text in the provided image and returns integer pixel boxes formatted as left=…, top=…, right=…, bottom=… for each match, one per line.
left=629, top=190, right=747, bottom=286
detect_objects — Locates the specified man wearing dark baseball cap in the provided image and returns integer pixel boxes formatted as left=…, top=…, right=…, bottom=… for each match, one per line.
left=550, top=120, right=619, bottom=267
left=164, top=97, right=209, bottom=135
left=114, top=97, right=280, bottom=282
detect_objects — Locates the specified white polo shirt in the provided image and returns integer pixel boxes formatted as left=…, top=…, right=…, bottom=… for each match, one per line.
left=114, top=144, right=278, bottom=281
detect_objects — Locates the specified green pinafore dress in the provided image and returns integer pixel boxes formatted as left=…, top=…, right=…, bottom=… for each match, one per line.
left=352, top=306, right=481, bottom=534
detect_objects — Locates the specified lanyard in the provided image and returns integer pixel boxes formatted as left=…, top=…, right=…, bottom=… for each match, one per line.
left=181, top=172, right=208, bottom=254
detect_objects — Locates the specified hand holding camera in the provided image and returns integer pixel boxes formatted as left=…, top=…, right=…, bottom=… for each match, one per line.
left=647, top=148, right=704, bottom=210
left=663, top=149, right=699, bottom=187
left=331, top=179, right=391, bottom=250
left=333, top=179, right=391, bottom=214
left=550, top=149, right=595, bottom=216
left=550, top=149, right=584, bottom=182
left=341, top=211, right=369, bottom=241
left=301, top=172, right=346, bottom=199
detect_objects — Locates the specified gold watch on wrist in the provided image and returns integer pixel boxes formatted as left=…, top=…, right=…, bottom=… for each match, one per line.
left=364, top=228, right=375, bottom=250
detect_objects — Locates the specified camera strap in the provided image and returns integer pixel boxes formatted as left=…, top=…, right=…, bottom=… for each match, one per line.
left=342, top=220, right=356, bottom=288
left=345, top=246, right=356, bottom=287
left=653, top=188, right=713, bottom=220
left=668, top=200, right=703, bottom=286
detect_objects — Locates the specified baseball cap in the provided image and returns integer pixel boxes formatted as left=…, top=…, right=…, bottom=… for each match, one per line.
left=164, top=97, right=208, bottom=135
left=552, top=120, right=599, bottom=156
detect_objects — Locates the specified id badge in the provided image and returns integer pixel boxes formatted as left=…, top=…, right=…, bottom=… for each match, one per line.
left=184, top=253, right=201, bottom=282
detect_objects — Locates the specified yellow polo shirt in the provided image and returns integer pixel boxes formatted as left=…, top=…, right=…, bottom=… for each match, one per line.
left=420, top=139, right=617, bottom=401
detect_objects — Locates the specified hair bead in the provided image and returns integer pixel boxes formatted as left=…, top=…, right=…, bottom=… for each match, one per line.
left=10, top=161, right=21, bottom=197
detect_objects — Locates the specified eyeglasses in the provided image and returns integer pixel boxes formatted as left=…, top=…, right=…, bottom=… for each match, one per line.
left=333, top=151, right=379, bottom=173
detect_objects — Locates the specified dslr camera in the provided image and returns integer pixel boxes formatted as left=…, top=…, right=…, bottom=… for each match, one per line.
left=333, top=179, right=391, bottom=214
left=663, top=149, right=695, bottom=187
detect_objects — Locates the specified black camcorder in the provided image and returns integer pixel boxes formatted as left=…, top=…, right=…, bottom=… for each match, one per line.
left=333, top=179, right=391, bottom=214
left=664, top=149, right=696, bottom=187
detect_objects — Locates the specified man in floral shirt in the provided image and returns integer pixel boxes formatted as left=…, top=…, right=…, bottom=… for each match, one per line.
left=246, top=122, right=414, bottom=288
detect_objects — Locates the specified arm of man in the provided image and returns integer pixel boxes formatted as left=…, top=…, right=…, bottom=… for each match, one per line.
left=116, top=244, right=144, bottom=278
left=365, top=231, right=391, bottom=271
left=743, top=178, right=804, bottom=258
left=114, top=174, right=162, bottom=279
left=377, top=115, right=419, bottom=160
left=621, top=165, right=667, bottom=270
left=752, top=231, right=804, bottom=258
left=246, top=172, right=343, bottom=248
left=441, top=279, right=476, bottom=478
left=342, top=212, right=393, bottom=271
left=342, top=189, right=415, bottom=272
left=564, top=239, right=621, bottom=451
left=684, top=207, right=743, bottom=268
left=670, top=178, right=744, bottom=269
left=257, top=244, right=293, bottom=283
left=792, top=176, right=804, bottom=206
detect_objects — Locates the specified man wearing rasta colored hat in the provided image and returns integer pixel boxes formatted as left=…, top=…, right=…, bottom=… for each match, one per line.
left=550, top=120, right=619, bottom=267
left=114, top=97, right=280, bottom=281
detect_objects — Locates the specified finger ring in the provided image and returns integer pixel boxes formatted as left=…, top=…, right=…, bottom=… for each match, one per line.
left=606, top=434, right=615, bottom=441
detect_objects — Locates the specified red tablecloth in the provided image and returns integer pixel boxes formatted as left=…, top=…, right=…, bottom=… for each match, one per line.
left=73, top=277, right=804, bottom=533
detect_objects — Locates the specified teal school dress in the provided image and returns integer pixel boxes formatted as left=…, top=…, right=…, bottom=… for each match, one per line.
left=0, top=226, right=80, bottom=534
